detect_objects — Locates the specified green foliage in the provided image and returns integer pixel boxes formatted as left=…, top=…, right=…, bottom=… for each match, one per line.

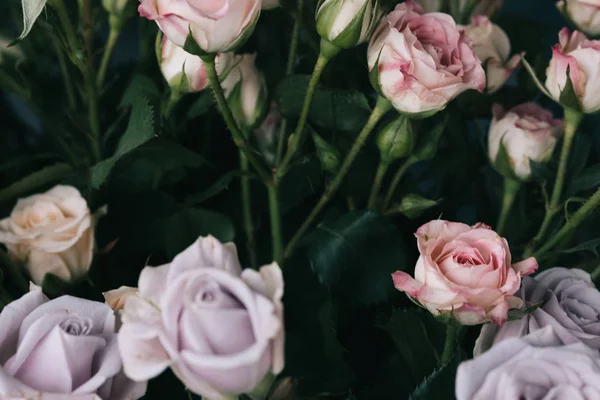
left=392, top=194, right=442, bottom=219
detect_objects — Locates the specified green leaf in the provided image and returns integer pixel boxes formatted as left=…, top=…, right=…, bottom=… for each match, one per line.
left=305, top=210, right=409, bottom=306
left=570, top=164, right=600, bottom=194
left=187, top=92, right=214, bottom=119
left=165, top=208, right=235, bottom=259
left=90, top=98, right=156, bottom=189
left=408, top=351, right=465, bottom=400
left=184, top=171, right=251, bottom=206
left=557, top=238, right=600, bottom=257
left=393, top=194, right=442, bottom=219
left=119, top=75, right=160, bottom=107
left=507, top=300, right=545, bottom=321
left=529, top=159, right=552, bottom=183
left=0, top=162, right=74, bottom=204
left=12, top=0, right=47, bottom=45
left=128, top=137, right=206, bottom=171
left=558, top=66, right=581, bottom=111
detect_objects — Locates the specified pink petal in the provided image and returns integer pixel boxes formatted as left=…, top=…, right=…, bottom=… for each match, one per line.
left=487, top=301, right=510, bottom=326
left=512, top=257, right=538, bottom=276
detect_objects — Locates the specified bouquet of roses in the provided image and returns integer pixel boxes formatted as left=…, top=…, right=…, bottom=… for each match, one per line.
left=1, top=0, right=600, bottom=398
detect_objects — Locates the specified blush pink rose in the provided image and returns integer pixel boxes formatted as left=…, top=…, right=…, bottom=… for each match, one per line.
left=0, top=286, right=146, bottom=399
left=118, top=235, right=284, bottom=400
left=545, top=28, right=600, bottom=113
left=367, top=1, right=485, bottom=116
left=392, top=220, right=538, bottom=325
left=138, top=0, right=260, bottom=54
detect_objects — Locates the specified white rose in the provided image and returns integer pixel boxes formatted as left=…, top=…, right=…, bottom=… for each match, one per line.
left=557, top=0, right=600, bottom=37
left=316, top=0, right=383, bottom=49
left=0, top=185, right=95, bottom=284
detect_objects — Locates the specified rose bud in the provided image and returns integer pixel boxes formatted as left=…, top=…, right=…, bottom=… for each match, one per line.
left=459, top=16, right=521, bottom=93
left=118, top=235, right=284, bottom=399
left=392, top=220, right=538, bottom=326
left=221, top=53, right=268, bottom=130
left=368, top=1, right=485, bottom=117
left=545, top=28, right=600, bottom=113
left=0, top=285, right=147, bottom=399
left=138, top=0, right=260, bottom=54
left=376, top=116, right=414, bottom=163
left=316, top=0, right=383, bottom=49
left=457, top=326, right=600, bottom=400
left=474, top=267, right=600, bottom=356
left=0, top=185, right=97, bottom=285
left=419, top=0, right=503, bottom=18
left=254, top=102, right=283, bottom=166
left=557, top=0, right=600, bottom=37
left=159, top=37, right=212, bottom=93
left=488, top=103, right=564, bottom=181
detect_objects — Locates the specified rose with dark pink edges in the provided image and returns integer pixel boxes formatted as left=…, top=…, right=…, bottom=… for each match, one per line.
left=546, top=28, right=600, bottom=113
left=392, top=220, right=538, bottom=325
left=367, top=1, right=485, bottom=116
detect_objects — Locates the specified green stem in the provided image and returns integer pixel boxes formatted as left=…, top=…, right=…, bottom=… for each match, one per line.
left=496, top=178, right=521, bottom=236
left=367, top=161, right=389, bottom=210
left=203, top=55, right=271, bottom=183
left=51, top=35, right=76, bottom=110
left=97, top=16, right=123, bottom=88
left=524, top=109, right=583, bottom=258
left=240, top=152, right=258, bottom=268
left=283, top=97, right=392, bottom=258
left=533, top=187, right=600, bottom=262
left=382, top=158, right=417, bottom=210
left=51, top=0, right=81, bottom=65
left=162, top=89, right=183, bottom=123
left=440, top=323, right=458, bottom=365
left=591, top=263, right=600, bottom=281
left=268, top=184, right=283, bottom=265
left=277, top=39, right=340, bottom=177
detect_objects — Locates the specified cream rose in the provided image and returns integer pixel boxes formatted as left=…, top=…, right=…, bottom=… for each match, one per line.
left=0, top=185, right=95, bottom=284
left=557, top=0, right=600, bottom=37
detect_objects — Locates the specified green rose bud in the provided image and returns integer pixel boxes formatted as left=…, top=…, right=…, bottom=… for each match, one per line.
left=312, top=131, right=341, bottom=173
left=316, top=0, right=382, bottom=49
left=376, top=116, right=414, bottom=163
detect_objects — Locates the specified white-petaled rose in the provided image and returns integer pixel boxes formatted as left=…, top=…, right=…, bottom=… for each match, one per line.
left=488, top=103, right=564, bottom=180
left=368, top=1, right=486, bottom=116
left=221, top=53, right=268, bottom=129
left=392, top=220, right=538, bottom=326
left=118, top=235, right=284, bottom=400
left=103, top=286, right=139, bottom=311
left=419, top=0, right=503, bottom=18
left=459, top=16, right=521, bottom=93
left=0, top=286, right=146, bottom=399
left=0, top=185, right=96, bottom=285
left=557, top=0, right=600, bottom=37
left=545, top=28, right=600, bottom=113
left=139, top=0, right=260, bottom=54
left=316, top=0, right=383, bottom=49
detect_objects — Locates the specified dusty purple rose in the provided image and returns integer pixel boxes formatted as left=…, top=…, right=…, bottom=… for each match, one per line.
left=474, top=267, right=600, bottom=355
left=118, top=235, right=284, bottom=400
left=457, top=326, right=600, bottom=399
left=0, top=286, right=146, bottom=399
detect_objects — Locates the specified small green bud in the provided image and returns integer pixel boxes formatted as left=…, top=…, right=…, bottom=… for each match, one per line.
left=312, top=131, right=341, bottom=173
left=411, top=118, right=446, bottom=161
left=376, top=116, right=414, bottom=163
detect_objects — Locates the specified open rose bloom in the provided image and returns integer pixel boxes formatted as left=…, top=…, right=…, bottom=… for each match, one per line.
left=368, top=1, right=485, bottom=116
left=392, top=220, right=538, bottom=325
left=118, top=235, right=284, bottom=400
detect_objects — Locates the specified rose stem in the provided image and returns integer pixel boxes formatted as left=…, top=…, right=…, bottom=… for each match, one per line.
left=276, top=39, right=340, bottom=179
left=524, top=109, right=583, bottom=258
left=382, top=158, right=417, bottom=210
left=240, top=151, right=258, bottom=268
left=367, top=161, right=390, bottom=210
left=496, top=178, right=521, bottom=236
left=97, top=15, right=124, bottom=88
left=533, top=187, right=600, bottom=262
left=267, top=183, right=284, bottom=264
left=283, top=97, right=392, bottom=258
left=440, top=322, right=458, bottom=366
left=275, top=0, right=305, bottom=165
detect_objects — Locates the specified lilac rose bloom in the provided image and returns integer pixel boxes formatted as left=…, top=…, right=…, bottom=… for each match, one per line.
left=0, top=285, right=146, bottom=399
left=457, top=326, right=600, bottom=399
left=118, top=235, right=284, bottom=400
left=474, top=267, right=600, bottom=355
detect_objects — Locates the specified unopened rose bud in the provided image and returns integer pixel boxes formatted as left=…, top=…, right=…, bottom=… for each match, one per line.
left=312, top=131, right=341, bottom=173
left=376, top=116, right=414, bottom=163
left=316, top=0, right=382, bottom=49
left=557, top=0, right=600, bottom=37
left=254, top=102, right=283, bottom=166
left=488, top=103, right=564, bottom=181
left=221, top=53, right=268, bottom=130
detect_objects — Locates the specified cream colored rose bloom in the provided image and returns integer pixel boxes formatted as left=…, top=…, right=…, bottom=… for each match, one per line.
left=0, top=185, right=95, bottom=284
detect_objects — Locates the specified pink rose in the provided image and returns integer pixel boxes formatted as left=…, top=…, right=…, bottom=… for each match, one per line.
left=118, top=235, right=284, bottom=400
left=459, top=16, right=521, bottom=93
left=367, top=1, right=485, bottom=116
left=488, top=103, right=564, bottom=180
left=0, top=286, right=146, bottom=399
left=545, top=28, right=600, bottom=113
left=557, top=0, right=600, bottom=37
left=392, top=220, right=538, bottom=325
left=138, top=0, right=260, bottom=54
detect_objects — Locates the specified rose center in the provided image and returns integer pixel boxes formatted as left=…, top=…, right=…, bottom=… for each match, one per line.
left=59, top=315, right=93, bottom=336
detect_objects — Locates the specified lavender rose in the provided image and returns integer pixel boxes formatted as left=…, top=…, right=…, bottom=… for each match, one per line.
left=457, top=326, right=600, bottom=400
left=474, top=267, right=600, bottom=355
left=0, top=286, right=146, bottom=399
left=118, top=235, right=284, bottom=400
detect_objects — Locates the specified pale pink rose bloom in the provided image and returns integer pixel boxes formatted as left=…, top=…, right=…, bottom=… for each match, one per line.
left=459, top=16, right=521, bottom=93
left=488, top=103, right=564, bottom=180
left=545, top=28, right=600, bottom=113
left=118, top=235, right=284, bottom=400
left=138, top=0, right=260, bottom=54
left=368, top=1, right=486, bottom=116
left=0, top=286, right=146, bottom=399
left=557, top=0, right=600, bottom=37
left=0, top=185, right=96, bottom=284
left=392, top=220, right=538, bottom=326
